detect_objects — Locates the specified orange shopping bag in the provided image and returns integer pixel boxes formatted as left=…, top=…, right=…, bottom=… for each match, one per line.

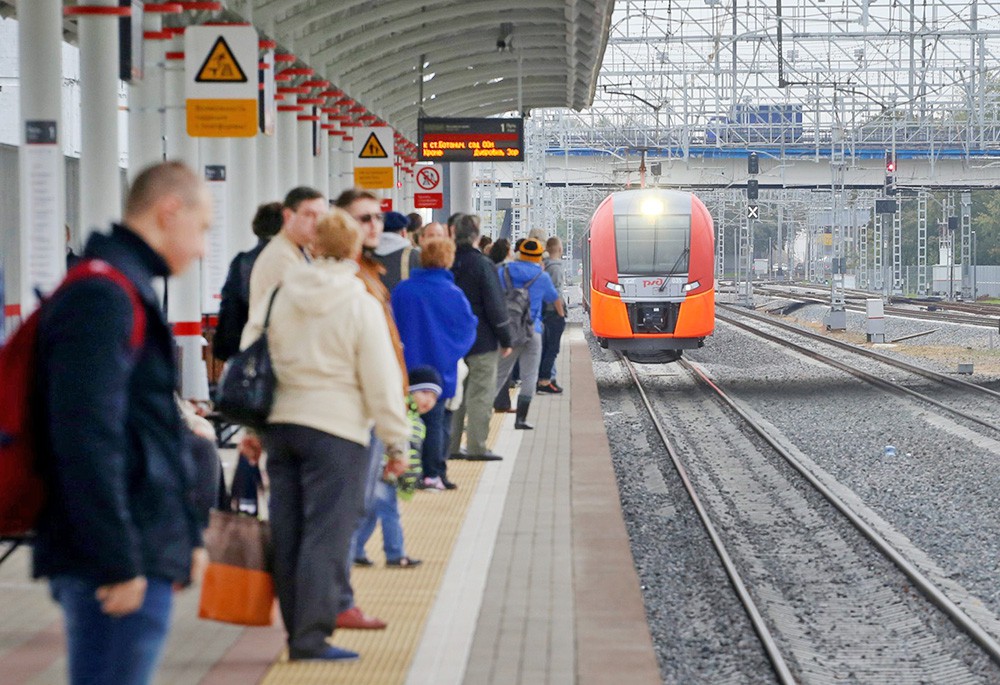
left=198, top=509, right=274, bottom=626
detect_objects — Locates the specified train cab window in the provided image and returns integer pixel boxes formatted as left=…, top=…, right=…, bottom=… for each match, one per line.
left=614, top=213, right=690, bottom=275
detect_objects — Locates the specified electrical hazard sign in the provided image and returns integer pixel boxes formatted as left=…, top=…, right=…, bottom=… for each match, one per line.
left=359, top=132, right=388, bottom=159
left=185, top=26, right=258, bottom=137
left=353, top=126, right=394, bottom=189
left=195, top=37, right=248, bottom=83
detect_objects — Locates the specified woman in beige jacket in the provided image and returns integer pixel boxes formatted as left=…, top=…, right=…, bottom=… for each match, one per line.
left=243, top=207, right=409, bottom=662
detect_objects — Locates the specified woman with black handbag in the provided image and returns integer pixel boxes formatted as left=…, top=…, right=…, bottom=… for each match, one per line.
left=241, top=207, right=410, bottom=663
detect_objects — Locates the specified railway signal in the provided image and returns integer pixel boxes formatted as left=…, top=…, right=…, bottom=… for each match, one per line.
left=884, top=150, right=896, bottom=196
left=747, top=152, right=759, bottom=175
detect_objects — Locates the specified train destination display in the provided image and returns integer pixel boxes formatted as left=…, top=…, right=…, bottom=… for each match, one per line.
left=418, top=117, right=524, bottom=162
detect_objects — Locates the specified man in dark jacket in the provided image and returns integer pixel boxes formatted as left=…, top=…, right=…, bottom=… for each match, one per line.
left=212, top=201, right=283, bottom=361
left=34, top=161, right=212, bottom=685
left=448, top=214, right=512, bottom=460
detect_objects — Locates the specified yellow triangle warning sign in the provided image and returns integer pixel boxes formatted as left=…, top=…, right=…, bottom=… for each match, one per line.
left=195, top=36, right=248, bottom=83
left=359, top=132, right=389, bottom=159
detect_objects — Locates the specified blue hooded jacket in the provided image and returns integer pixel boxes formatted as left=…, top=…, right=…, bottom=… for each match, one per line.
left=391, top=268, right=478, bottom=399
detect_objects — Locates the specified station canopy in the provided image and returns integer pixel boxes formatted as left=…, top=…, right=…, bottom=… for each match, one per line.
left=0, top=0, right=615, bottom=142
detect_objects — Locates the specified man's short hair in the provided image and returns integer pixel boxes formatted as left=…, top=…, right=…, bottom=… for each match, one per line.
left=454, top=214, right=480, bottom=246
left=252, top=202, right=283, bottom=240
left=125, top=161, right=201, bottom=217
left=332, top=188, right=379, bottom=209
left=545, top=236, right=561, bottom=253
left=420, top=238, right=456, bottom=270
left=446, top=212, right=463, bottom=228
left=406, top=212, right=423, bottom=232
left=283, top=186, right=324, bottom=212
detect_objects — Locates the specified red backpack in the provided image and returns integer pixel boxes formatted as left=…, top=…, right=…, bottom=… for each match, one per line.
left=0, top=260, right=146, bottom=538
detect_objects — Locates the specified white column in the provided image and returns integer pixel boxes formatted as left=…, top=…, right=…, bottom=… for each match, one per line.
left=163, top=30, right=206, bottom=400
left=340, top=136, right=354, bottom=192
left=257, top=128, right=279, bottom=202
left=128, top=12, right=165, bottom=179
left=230, top=137, right=258, bottom=254
left=276, top=107, right=299, bottom=193
left=449, top=162, right=474, bottom=214
left=78, top=0, right=122, bottom=240
left=200, top=137, right=230, bottom=314
left=314, top=128, right=330, bottom=198
left=403, top=170, right=415, bottom=211
left=14, top=0, right=64, bottom=322
left=297, top=113, right=315, bottom=188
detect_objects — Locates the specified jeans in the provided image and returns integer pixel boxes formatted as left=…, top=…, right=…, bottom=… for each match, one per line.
left=352, top=481, right=404, bottom=561
left=265, top=424, right=368, bottom=653
left=50, top=574, right=173, bottom=685
left=495, top=330, right=543, bottom=401
left=420, top=400, right=448, bottom=479
left=538, top=312, right=567, bottom=381
left=450, top=350, right=500, bottom=455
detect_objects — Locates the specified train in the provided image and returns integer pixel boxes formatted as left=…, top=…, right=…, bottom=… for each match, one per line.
left=581, top=188, right=715, bottom=363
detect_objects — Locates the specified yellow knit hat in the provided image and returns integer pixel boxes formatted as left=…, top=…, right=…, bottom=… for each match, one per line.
left=517, top=238, right=544, bottom=262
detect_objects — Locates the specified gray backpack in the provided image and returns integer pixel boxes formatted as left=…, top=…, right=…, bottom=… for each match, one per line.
left=501, top=265, right=541, bottom=348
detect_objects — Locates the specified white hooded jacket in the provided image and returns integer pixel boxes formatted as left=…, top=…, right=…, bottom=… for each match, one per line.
left=243, top=258, right=409, bottom=449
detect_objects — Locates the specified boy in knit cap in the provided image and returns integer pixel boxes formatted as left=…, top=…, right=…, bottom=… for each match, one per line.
left=352, top=366, right=442, bottom=566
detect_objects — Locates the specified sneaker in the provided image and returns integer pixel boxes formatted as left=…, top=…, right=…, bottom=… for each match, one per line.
left=289, top=645, right=360, bottom=661
left=386, top=556, right=423, bottom=568
left=419, top=476, right=445, bottom=491
left=536, top=382, right=563, bottom=394
left=550, top=380, right=564, bottom=393
left=353, top=557, right=374, bottom=567
left=440, top=476, right=458, bottom=490
left=464, top=451, right=503, bottom=462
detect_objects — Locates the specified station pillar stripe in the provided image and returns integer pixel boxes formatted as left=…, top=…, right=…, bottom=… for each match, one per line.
left=63, top=5, right=131, bottom=16
left=143, top=3, right=185, bottom=12
left=173, top=321, right=202, bottom=336
left=4, top=304, right=21, bottom=317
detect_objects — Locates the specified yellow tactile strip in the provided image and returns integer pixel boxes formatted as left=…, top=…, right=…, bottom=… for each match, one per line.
left=259, top=412, right=507, bottom=685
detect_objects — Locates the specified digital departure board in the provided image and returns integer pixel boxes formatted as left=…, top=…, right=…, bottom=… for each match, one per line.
left=418, top=117, right=524, bottom=162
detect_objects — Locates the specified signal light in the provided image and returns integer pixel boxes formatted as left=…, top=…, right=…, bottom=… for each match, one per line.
left=748, top=152, right=759, bottom=175
left=885, top=150, right=896, bottom=174
left=747, top=179, right=759, bottom=201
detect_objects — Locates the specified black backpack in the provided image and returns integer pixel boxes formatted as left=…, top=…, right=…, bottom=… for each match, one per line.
left=500, top=265, right=541, bottom=348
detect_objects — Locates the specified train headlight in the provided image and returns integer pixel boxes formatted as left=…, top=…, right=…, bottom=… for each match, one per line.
left=606, top=280, right=624, bottom=293
left=639, top=197, right=664, bottom=216
left=682, top=280, right=701, bottom=292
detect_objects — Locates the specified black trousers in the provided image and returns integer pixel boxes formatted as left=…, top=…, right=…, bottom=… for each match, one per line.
left=264, top=424, right=367, bottom=654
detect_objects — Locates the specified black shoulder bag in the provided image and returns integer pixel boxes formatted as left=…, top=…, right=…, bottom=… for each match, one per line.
left=215, top=287, right=280, bottom=430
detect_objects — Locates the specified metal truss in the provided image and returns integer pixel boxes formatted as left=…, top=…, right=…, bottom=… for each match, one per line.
left=538, top=0, right=1000, bottom=158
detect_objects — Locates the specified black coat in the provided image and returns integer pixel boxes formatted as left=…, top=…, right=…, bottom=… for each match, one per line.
left=451, top=243, right=512, bottom=355
left=33, top=224, right=203, bottom=586
left=213, top=240, right=267, bottom=361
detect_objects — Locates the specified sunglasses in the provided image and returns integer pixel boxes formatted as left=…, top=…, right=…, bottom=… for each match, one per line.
left=357, top=213, right=384, bottom=223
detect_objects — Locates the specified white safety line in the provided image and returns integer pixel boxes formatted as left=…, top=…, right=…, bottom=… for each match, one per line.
left=404, top=416, right=524, bottom=685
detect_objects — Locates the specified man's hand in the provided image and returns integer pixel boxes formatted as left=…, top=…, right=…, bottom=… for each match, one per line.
left=190, top=547, right=209, bottom=585
left=384, top=444, right=408, bottom=477
left=500, top=347, right=514, bottom=358
left=96, top=576, right=147, bottom=617
left=239, top=434, right=263, bottom=465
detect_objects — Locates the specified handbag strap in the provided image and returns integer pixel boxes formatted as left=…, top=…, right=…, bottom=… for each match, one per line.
left=262, top=286, right=281, bottom=330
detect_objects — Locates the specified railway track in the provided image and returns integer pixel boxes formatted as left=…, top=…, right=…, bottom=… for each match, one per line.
left=716, top=303, right=1000, bottom=435
left=622, top=353, right=1000, bottom=683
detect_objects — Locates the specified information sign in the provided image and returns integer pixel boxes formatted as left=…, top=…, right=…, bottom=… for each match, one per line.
left=185, top=26, right=258, bottom=137
left=418, top=117, right=523, bottom=162
left=413, top=164, right=443, bottom=208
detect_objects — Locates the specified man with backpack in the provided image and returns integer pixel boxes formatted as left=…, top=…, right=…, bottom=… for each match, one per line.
left=493, top=238, right=563, bottom=430
left=31, top=161, right=212, bottom=685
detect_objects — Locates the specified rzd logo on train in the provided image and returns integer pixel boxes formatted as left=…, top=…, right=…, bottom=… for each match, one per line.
left=642, top=278, right=666, bottom=287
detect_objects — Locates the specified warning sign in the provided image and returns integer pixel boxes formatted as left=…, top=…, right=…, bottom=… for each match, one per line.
left=353, top=126, right=394, bottom=189
left=195, top=37, right=248, bottom=83
left=185, top=26, right=258, bottom=137
left=359, top=132, right=388, bottom=159
left=415, top=166, right=441, bottom=191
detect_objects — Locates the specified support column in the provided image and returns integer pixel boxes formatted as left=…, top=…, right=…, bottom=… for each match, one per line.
left=297, top=112, right=315, bottom=188
left=128, top=11, right=165, bottom=179
left=163, top=29, right=205, bottom=400
left=258, top=127, right=279, bottom=202
left=277, top=106, right=299, bottom=192
left=892, top=202, right=903, bottom=295
left=200, top=138, right=230, bottom=316
left=340, top=136, right=355, bottom=193
left=230, top=137, right=258, bottom=254
left=14, top=0, right=64, bottom=323
left=961, top=191, right=973, bottom=300
left=449, top=162, right=473, bottom=215
left=917, top=190, right=928, bottom=296
left=313, top=125, right=330, bottom=198
left=77, top=0, right=122, bottom=239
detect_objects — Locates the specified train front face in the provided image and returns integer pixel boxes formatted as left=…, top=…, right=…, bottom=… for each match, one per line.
left=589, top=189, right=715, bottom=363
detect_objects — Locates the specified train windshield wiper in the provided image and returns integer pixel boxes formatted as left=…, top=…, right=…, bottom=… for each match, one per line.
left=659, top=247, right=690, bottom=291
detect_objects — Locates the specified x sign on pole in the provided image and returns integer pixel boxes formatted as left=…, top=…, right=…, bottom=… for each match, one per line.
left=747, top=204, right=759, bottom=220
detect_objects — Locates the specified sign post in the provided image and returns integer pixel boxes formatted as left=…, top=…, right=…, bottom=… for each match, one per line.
left=185, top=26, right=258, bottom=137
left=353, top=126, right=395, bottom=189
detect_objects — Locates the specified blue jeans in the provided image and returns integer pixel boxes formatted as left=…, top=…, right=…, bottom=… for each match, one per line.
left=352, top=480, right=404, bottom=561
left=50, top=575, right=173, bottom=685
left=420, top=400, right=447, bottom=479
left=538, top=311, right=567, bottom=381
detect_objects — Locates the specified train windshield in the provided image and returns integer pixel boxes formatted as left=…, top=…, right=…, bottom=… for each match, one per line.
left=614, top=213, right=690, bottom=275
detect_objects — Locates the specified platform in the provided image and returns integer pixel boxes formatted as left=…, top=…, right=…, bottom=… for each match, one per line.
left=0, top=324, right=660, bottom=685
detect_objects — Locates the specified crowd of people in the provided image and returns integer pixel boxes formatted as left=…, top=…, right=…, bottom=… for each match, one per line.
left=25, top=161, right=571, bottom=682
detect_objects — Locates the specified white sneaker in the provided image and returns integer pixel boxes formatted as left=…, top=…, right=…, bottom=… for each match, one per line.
left=420, top=476, right=445, bottom=491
